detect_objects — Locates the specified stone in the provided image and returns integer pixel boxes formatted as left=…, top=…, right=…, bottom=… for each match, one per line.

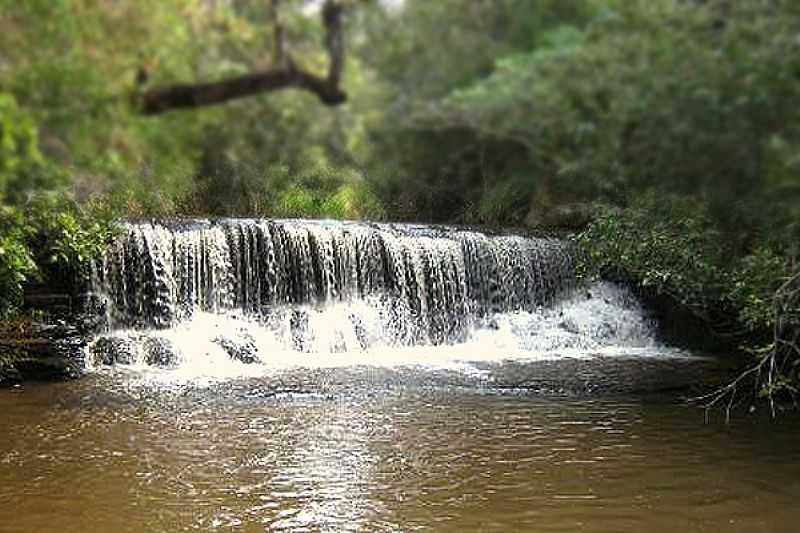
left=143, top=337, right=179, bottom=368
left=90, top=336, right=139, bottom=366
left=0, top=366, right=24, bottom=386
left=213, top=334, right=259, bottom=364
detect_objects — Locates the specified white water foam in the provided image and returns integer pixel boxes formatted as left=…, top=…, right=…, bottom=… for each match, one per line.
left=87, top=281, right=687, bottom=385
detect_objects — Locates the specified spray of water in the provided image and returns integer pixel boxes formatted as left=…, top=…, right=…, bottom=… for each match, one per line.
left=86, top=220, right=681, bottom=382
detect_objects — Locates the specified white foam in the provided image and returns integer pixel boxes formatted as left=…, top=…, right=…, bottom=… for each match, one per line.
left=87, top=281, right=688, bottom=385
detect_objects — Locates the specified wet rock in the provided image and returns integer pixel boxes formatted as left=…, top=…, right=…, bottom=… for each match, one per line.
left=1, top=317, right=88, bottom=383
left=636, top=290, right=732, bottom=353
left=559, top=319, right=580, bottom=335
left=52, top=337, right=89, bottom=369
left=29, top=322, right=79, bottom=338
left=16, top=357, right=81, bottom=381
left=0, top=349, right=82, bottom=383
left=143, top=337, right=179, bottom=368
left=0, top=365, right=24, bottom=386
left=347, top=314, right=370, bottom=351
left=290, top=310, right=311, bottom=352
left=91, top=337, right=139, bottom=366
left=213, top=334, right=259, bottom=364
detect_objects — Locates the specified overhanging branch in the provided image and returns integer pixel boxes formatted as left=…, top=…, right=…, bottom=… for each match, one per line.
left=138, top=0, right=347, bottom=115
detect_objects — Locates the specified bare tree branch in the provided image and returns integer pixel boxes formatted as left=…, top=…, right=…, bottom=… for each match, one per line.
left=690, top=270, right=800, bottom=421
left=138, top=0, right=347, bottom=115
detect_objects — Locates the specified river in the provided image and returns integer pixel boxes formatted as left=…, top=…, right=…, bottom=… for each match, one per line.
left=1, top=359, right=798, bottom=533
left=2, top=219, right=798, bottom=531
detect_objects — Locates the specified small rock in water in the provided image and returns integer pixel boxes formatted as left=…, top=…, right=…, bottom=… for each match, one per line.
left=559, top=319, right=580, bottom=335
left=91, top=337, right=139, bottom=366
left=213, top=334, right=259, bottom=364
left=290, top=310, right=310, bottom=352
left=142, top=337, right=179, bottom=368
left=348, top=313, right=370, bottom=350
left=0, top=366, right=24, bottom=386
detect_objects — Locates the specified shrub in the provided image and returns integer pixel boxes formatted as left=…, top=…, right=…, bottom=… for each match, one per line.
left=0, top=207, right=38, bottom=318
left=576, top=193, right=799, bottom=406
left=574, top=194, right=726, bottom=320
left=24, top=195, right=118, bottom=272
left=0, top=196, right=118, bottom=317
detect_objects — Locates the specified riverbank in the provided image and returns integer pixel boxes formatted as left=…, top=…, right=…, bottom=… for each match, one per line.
left=0, top=319, right=88, bottom=386
left=1, top=208, right=792, bottom=415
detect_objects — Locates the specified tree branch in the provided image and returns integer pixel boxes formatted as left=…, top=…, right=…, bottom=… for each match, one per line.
left=138, top=0, right=346, bottom=115
left=323, top=0, right=344, bottom=87
left=270, top=0, right=286, bottom=67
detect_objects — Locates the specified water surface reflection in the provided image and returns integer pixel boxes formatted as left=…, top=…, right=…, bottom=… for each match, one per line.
left=1, top=367, right=798, bottom=532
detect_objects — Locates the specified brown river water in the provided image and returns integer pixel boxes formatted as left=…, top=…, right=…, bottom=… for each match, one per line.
left=1, top=359, right=798, bottom=533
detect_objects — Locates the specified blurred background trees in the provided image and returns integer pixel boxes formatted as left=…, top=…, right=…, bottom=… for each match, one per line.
left=1, top=0, right=797, bottom=239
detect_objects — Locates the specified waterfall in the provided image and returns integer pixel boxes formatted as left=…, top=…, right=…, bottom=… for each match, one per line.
left=87, top=219, right=666, bottom=376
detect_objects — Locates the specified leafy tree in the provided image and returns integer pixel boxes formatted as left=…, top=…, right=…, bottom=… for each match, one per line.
left=0, top=93, right=65, bottom=203
left=357, top=0, right=598, bottom=223
left=436, top=0, right=800, bottom=244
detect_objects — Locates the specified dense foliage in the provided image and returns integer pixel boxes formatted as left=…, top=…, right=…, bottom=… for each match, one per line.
left=576, top=197, right=799, bottom=403
left=0, top=0, right=798, bottom=399
left=0, top=207, right=38, bottom=317
left=0, top=198, right=116, bottom=318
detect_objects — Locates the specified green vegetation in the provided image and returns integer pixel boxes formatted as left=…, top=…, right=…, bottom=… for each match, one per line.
left=0, top=197, right=117, bottom=318
left=575, top=197, right=799, bottom=406
left=0, top=0, right=798, bottom=400
left=0, top=207, right=38, bottom=318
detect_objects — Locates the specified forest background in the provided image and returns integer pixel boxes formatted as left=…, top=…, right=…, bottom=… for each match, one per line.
left=1, top=0, right=798, bottom=401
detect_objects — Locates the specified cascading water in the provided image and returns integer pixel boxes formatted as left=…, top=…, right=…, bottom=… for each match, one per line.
left=87, top=219, right=673, bottom=379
